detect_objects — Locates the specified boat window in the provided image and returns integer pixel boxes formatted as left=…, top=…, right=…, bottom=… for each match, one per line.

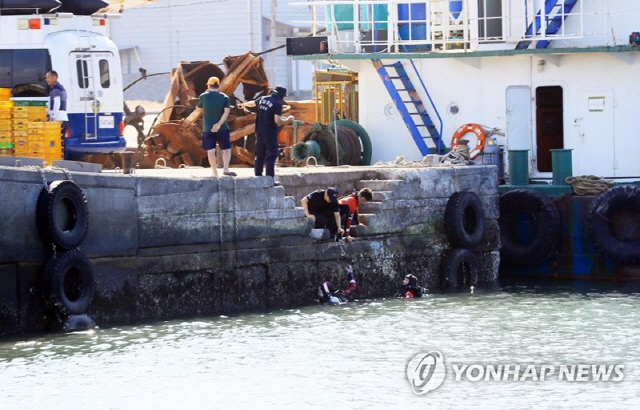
left=478, top=0, right=503, bottom=41
left=99, top=59, right=110, bottom=88
left=76, top=59, right=89, bottom=89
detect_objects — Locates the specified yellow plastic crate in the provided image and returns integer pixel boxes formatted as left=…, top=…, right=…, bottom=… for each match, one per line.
left=28, top=113, right=47, bottom=122
left=12, top=129, right=27, bottom=137
left=44, top=121, right=62, bottom=130
left=13, top=106, right=28, bottom=113
left=27, top=121, right=44, bottom=129
left=28, top=106, right=47, bottom=113
left=28, top=134, right=45, bottom=142
left=30, top=141, right=46, bottom=149
left=44, top=152, right=62, bottom=163
left=46, top=139, right=62, bottom=148
left=44, top=135, right=61, bottom=143
left=0, top=148, right=13, bottom=156
left=0, top=100, right=13, bottom=108
left=0, top=88, right=11, bottom=101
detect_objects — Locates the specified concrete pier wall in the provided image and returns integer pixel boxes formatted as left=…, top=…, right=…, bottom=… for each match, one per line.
left=0, top=165, right=500, bottom=337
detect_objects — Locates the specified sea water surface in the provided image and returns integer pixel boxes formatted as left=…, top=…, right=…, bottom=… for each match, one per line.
left=1, top=281, right=639, bottom=410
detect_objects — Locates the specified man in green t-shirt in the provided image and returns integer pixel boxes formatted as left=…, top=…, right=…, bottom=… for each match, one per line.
left=191, top=77, right=236, bottom=177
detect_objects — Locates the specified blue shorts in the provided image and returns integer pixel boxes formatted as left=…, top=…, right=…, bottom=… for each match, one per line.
left=202, top=130, right=231, bottom=151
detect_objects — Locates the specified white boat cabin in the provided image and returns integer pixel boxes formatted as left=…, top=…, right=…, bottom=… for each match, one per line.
left=291, top=0, right=640, bottom=179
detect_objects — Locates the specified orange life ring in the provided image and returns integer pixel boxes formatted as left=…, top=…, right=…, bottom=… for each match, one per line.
left=450, top=123, right=486, bottom=160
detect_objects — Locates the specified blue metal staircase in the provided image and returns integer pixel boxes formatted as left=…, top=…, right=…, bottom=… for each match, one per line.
left=516, top=0, right=578, bottom=50
left=372, top=59, right=445, bottom=155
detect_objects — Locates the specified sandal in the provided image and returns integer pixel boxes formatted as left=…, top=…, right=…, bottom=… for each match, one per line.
left=223, top=171, right=237, bottom=177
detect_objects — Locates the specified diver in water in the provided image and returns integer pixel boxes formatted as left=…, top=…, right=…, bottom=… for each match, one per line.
left=396, top=274, right=424, bottom=299
left=316, top=265, right=356, bottom=305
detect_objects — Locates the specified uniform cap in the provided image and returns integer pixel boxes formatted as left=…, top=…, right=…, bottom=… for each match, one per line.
left=275, top=85, right=287, bottom=98
left=327, top=187, right=339, bottom=204
left=207, top=77, right=220, bottom=86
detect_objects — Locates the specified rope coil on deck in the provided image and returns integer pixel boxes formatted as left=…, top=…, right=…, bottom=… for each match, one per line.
left=439, top=144, right=471, bottom=165
left=565, top=175, right=615, bottom=196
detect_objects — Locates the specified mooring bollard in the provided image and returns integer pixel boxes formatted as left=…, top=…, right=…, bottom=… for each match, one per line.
left=507, top=149, right=529, bottom=185
left=121, top=152, right=134, bottom=174
left=550, top=148, right=573, bottom=185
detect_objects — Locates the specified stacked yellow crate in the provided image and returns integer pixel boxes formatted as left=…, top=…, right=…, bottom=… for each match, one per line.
left=12, top=102, right=30, bottom=157
left=0, top=101, right=13, bottom=156
left=28, top=105, right=47, bottom=122
left=27, top=121, right=45, bottom=159
left=44, top=121, right=63, bottom=163
left=0, top=88, right=11, bottom=101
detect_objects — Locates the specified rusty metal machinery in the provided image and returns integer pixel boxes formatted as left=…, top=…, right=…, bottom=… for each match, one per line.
left=314, top=71, right=358, bottom=125
left=87, top=55, right=366, bottom=169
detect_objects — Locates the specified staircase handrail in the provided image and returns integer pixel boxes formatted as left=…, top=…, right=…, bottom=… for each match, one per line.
left=408, top=58, right=444, bottom=153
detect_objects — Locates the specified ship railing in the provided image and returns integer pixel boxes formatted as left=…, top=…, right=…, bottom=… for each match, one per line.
left=289, top=0, right=585, bottom=54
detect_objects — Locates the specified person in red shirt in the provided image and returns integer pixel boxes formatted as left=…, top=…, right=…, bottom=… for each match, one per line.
left=338, top=188, right=373, bottom=242
left=316, top=265, right=357, bottom=304
left=396, top=274, right=424, bottom=299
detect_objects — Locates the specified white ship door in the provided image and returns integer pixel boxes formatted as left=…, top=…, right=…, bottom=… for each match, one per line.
left=574, top=88, right=615, bottom=177
left=506, top=86, right=532, bottom=151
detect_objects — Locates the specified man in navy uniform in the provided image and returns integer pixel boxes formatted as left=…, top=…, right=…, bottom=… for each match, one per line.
left=253, top=86, right=294, bottom=185
left=301, top=187, right=344, bottom=240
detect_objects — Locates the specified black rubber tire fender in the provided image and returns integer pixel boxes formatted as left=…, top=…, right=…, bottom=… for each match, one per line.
left=36, top=180, right=89, bottom=250
left=440, top=248, right=479, bottom=290
left=43, top=249, right=95, bottom=315
left=444, top=191, right=486, bottom=249
left=63, top=314, right=96, bottom=332
left=587, top=185, right=640, bottom=265
left=498, top=189, right=561, bottom=266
